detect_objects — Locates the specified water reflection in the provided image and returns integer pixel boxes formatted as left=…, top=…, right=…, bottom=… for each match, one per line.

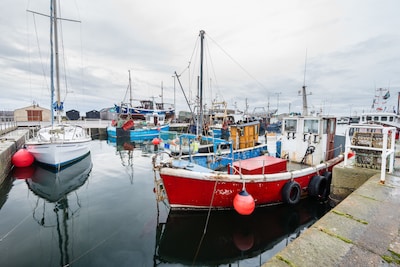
left=154, top=198, right=330, bottom=266
left=24, top=154, right=92, bottom=266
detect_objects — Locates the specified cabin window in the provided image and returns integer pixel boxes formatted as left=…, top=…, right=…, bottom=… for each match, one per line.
left=374, top=116, right=379, bottom=121
left=285, top=119, right=297, bottom=132
left=322, top=119, right=329, bottom=134
left=304, top=119, right=319, bottom=134
left=366, top=116, right=372, bottom=121
left=381, top=116, right=387, bottom=122
left=389, top=117, right=394, bottom=122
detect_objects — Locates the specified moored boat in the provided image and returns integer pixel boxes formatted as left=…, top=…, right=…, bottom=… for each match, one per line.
left=359, top=88, right=400, bottom=138
left=25, top=0, right=91, bottom=168
left=153, top=114, right=344, bottom=211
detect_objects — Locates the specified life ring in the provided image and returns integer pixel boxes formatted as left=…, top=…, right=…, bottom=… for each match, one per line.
left=308, top=175, right=328, bottom=199
left=282, top=181, right=301, bottom=205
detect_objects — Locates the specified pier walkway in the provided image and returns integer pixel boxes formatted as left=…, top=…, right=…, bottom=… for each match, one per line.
left=263, top=163, right=400, bottom=266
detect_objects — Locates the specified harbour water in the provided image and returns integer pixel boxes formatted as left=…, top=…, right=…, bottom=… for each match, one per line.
left=0, top=137, right=330, bottom=267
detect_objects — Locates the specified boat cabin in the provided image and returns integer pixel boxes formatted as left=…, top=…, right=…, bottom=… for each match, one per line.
left=145, top=112, right=166, bottom=126
left=281, top=115, right=337, bottom=165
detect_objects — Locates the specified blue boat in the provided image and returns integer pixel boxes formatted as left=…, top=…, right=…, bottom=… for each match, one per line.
left=107, top=112, right=170, bottom=141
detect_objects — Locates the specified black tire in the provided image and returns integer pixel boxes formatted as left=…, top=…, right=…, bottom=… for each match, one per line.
left=282, top=181, right=301, bottom=205
left=308, top=175, right=328, bottom=200
left=323, top=171, right=333, bottom=196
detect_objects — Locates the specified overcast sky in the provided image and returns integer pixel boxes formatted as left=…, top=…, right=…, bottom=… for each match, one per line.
left=1, top=0, right=400, bottom=117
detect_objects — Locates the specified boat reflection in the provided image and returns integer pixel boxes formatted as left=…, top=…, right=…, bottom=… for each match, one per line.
left=25, top=153, right=92, bottom=266
left=26, top=153, right=93, bottom=202
left=154, top=198, right=330, bottom=266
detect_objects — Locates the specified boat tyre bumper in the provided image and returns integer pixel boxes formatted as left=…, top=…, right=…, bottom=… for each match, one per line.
left=308, top=174, right=330, bottom=200
left=282, top=181, right=301, bottom=205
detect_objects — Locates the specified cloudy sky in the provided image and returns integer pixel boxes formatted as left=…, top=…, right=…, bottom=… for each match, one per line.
left=1, top=0, right=399, bottom=117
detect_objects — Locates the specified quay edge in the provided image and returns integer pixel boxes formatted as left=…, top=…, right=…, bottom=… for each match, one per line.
left=0, top=130, right=30, bottom=184
left=262, top=163, right=400, bottom=266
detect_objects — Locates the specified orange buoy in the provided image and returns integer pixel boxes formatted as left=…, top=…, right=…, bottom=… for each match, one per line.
left=152, top=138, right=161, bottom=145
left=233, top=189, right=255, bottom=215
left=12, top=166, right=35, bottom=179
left=12, top=149, right=34, bottom=167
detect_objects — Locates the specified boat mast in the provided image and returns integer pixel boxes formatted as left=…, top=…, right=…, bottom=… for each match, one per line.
left=302, top=50, right=308, bottom=116
left=53, top=0, right=62, bottom=124
left=128, top=70, right=133, bottom=106
left=198, top=30, right=205, bottom=136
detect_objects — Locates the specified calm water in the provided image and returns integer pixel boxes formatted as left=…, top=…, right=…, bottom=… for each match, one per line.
left=0, top=138, right=330, bottom=267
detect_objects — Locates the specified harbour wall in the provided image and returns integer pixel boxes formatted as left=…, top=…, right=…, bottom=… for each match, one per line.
left=262, top=162, right=400, bottom=266
left=0, top=130, right=29, bottom=184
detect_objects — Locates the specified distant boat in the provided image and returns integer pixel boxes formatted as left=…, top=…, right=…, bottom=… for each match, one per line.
left=359, top=88, right=400, bottom=138
left=107, top=71, right=171, bottom=140
left=25, top=0, right=91, bottom=168
left=107, top=112, right=170, bottom=141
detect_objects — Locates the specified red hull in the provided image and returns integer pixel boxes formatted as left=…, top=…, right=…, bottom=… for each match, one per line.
left=160, top=164, right=337, bottom=209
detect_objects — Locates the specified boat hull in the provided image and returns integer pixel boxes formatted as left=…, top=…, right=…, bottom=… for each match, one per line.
left=157, top=155, right=343, bottom=210
left=26, top=142, right=91, bottom=168
left=107, top=124, right=170, bottom=140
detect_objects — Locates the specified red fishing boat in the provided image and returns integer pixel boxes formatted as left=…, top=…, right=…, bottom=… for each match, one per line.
left=153, top=114, right=345, bottom=212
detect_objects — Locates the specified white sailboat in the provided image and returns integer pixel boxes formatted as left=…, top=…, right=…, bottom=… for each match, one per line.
left=25, top=0, right=91, bottom=168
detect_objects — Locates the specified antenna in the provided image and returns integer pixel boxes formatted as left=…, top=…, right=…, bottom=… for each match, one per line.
left=298, top=49, right=312, bottom=116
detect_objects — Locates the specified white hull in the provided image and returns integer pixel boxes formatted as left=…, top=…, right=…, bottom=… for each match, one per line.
left=26, top=124, right=91, bottom=167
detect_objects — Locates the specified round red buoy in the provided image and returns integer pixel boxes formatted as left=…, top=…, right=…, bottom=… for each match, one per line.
left=233, top=190, right=255, bottom=215
left=12, top=166, right=35, bottom=179
left=12, top=149, right=34, bottom=167
left=152, top=138, right=161, bottom=145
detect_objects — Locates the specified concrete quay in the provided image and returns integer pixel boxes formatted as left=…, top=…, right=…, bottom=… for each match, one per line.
left=0, top=129, right=29, bottom=184
left=263, top=163, right=400, bottom=267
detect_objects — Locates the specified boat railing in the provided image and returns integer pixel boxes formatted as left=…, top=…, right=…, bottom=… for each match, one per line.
left=344, top=124, right=396, bottom=183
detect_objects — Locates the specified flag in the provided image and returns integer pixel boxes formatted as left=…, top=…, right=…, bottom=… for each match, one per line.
left=383, top=91, right=390, bottom=100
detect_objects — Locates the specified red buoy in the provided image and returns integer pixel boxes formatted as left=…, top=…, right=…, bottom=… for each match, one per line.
left=12, top=166, right=35, bottom=179
left=152, top=138, right=161, bottom=145
left=12, top=149, right=34, bottom=167
left=233, top=189, right=255, bottom=215
left=122, top=119, right=134, bottom=131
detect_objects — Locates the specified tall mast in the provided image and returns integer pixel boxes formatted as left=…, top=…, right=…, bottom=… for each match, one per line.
left=50, top=0, right=55, bottom=125
left=53, top=0, right=61, bottom=123
left=198, top=30, right=205, bottom=135
left=302, top=50, right=308, bottom=116
left=128, top=70, right=132, bottom=106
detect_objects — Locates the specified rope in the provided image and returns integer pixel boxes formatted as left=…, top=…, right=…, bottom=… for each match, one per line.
left=193, top=180, right=218, bottom=264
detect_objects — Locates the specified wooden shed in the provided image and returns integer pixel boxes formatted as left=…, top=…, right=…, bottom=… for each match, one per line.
left=14, top=104, right=51, bottom=122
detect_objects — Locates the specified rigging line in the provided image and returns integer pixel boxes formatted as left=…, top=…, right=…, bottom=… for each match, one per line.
left=193, top=180, right=218, bottom=265
left=0, top=212, right=31, bottom=242
left=204, top=39, right=224, bottom=103
left=31, top=13, right=50, bottom=93
left=206, top=33, right=269, bottom=92
left=57, top=0, right=70, bottom=104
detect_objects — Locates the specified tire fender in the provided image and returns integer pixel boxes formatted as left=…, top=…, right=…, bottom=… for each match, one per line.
left=282, top=181, right=301, bottom=205
left=308, top=175, right=328, bottom=199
